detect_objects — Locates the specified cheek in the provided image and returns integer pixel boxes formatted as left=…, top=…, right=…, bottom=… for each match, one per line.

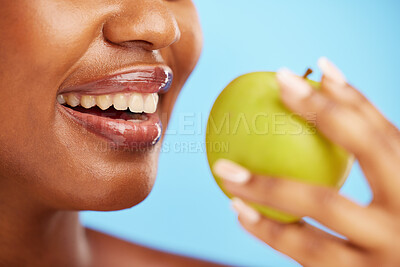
left=159, top=2, right=203, bottom=122
left=0, top=2, right=95, bottom=184
left=0, top=3, right=92, bottom=156
left=0, top=1, right=100, bottom=75
left=171, top=3, right=203, bottom=78
left=0, top=1, right=104, bottom=126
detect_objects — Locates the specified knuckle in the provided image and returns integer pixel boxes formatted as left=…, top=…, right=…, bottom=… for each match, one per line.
left=352, top=90, right=370, bottom=109
left=384, top=123, right=400, bottom=142
left=302, top=235, right=324, bottom=258
left=312, top=188, right=339, bottom=209
left=319, top=100, right=339, bottom=119
left=379, top=223, right=400, bottom=252
left=352, top=116, right=392, bottom=156
left=266, top=221, right=286, bottom=245
left=251, top=175, right=282, bottom=197
left=345, top=84, right=368, bottom=105
left=308, top=93, right=340, bottom=124
left=256, top=220, right=287, bottom=249
left=341, top=253, right=371, bottom=267
left=310, top=93, right=339, bottom=118
left=344, top=90, right=397, bottom=149
left=256, top=175, right=280, bottom=189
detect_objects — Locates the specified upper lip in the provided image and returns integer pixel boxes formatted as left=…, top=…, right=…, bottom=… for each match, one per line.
left=58, top=65, right=173, bottom=96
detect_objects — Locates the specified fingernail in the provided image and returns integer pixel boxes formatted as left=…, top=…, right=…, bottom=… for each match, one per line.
left=213, top=159, right=251, bottom=184
left=318, top=57, right=347, bottom=85
left=231, top=198, right=261, bottom=224
left=276, top=68, right=312, bottom=99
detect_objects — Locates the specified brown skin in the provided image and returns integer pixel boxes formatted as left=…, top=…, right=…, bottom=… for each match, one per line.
left=0, top=0, right=224, bottom=266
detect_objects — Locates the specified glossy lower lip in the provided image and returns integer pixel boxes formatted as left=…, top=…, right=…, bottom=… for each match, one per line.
left=59, top=66, right=173, bottom=96
left=59, top=104, right=162, bottom=150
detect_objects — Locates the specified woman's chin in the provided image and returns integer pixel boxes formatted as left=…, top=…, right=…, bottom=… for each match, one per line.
left=31, top=144, right=161, bottom=212
left=85, top=181, right=155, bottom=212
left=66, top=171, right=157, bottom=212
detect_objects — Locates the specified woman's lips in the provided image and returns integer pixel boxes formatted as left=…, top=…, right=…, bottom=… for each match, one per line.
left=59, top=66, right=173, bottom=95
left=61, top=106, right=162, bottom=150
left=57, top=65, right=171, bottom=150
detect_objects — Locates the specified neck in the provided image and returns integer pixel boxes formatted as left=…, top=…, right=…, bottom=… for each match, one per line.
left=0, top=184, right=91, bottom=267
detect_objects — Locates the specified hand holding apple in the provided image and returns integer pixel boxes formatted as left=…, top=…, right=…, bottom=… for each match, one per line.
left=206, top=68, right=353, bottom=222
left=209, top=58, right=400, bottom=267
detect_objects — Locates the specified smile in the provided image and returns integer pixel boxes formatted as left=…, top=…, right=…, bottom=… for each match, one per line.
left=57, top=66, right=173, bottom=150
left=58, top=92, right=159, bottom=114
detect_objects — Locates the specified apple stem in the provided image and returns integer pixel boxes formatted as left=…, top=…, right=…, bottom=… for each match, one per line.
left=303, top=68, right=313, bottom=79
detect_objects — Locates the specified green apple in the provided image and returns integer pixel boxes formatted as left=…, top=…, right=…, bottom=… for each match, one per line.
left=206, top=72, right=353, bottom=223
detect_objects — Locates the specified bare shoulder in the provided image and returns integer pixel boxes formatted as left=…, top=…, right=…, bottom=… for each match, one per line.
left=85, top=228, right=228, bottom=267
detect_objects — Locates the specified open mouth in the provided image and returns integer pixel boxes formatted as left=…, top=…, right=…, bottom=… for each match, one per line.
left=57, top=66, right=172, bottom=150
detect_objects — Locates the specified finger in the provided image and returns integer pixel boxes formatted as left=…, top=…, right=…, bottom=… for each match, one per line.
left=317, top=58, right=400, bottom=205
left=276, top=67, right=400, bottom=199
left=232, top=198, right=368, bottom=267
left=213, top=159, right=390, bottom=249
left=277, top=66, right=397, bottom=159
left=317, top=57, right=362, bottom=106
left=318, top=57, right=400, bottom=149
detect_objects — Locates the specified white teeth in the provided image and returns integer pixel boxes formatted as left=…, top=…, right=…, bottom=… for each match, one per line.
left=129, top=93, right=143, bottom=113
left=80, top=95, right=96, bottom=109
left=57, top=94, right=66, bottom=104
left=60, top=92, right=159, bottom=114
left=143, top=93, right=158, bottom=113
left=113, top=93, right=128, bottom=110
left=66, top=94, right=80, bottom=107
left=96, top=95, right=113, bottom=110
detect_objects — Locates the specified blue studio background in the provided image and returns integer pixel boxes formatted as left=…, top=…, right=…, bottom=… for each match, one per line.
left=81, top=1, right=400, bottom=266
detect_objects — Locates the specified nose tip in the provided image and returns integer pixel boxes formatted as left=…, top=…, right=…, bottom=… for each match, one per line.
left=103, top=3, right=181, bottom=51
